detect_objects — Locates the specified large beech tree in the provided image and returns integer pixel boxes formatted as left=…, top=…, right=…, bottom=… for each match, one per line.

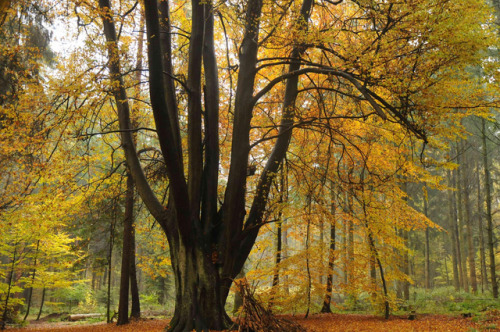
left=96, top=0, right=494, bottom=330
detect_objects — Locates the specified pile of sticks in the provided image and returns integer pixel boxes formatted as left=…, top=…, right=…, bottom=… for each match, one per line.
left=235, top=281, right=305, bottom=332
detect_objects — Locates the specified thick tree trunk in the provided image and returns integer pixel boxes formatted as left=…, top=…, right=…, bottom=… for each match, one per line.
left=167, top=239, right=232, bottom=332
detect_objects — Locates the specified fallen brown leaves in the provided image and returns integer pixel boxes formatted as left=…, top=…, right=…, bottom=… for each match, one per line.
left=7, top=312, right=500, bottom=332
left=289, top=313, right=499, bottom=332
left=8, top=319, right=169, bottom=332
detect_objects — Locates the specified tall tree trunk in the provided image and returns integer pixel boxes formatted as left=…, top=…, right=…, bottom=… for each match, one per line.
left=271, top=167, right=285, bottom=298
left=442, top=238, right=450, bottom=286
left=361, top=182, right=389, bottom=320
left=129, top=224, right=141, bottom=319
left=23, top=240, right=40, bottom=321
left=481, top=119, right=498, bottom=298
left=321, top=186, right=336, bottom=313
left=451, top=169, right=466, bottom=291
left=400, top=183, right=410, bottom=301
left=455, top=151, right=469, bottom=292
left=460, top=142, right=477, bottom=293
left=423, top=186, right=431, bottom=290
left=282, top=217, right=290, bottom=295
left=128, top=5, right=143, bottom=321
left=369, top=251, right=377, bottom=298
left=347, top=186, right=356, bottom=305
left=319, top=218, right=325, bottom=286
left=36, top=288, right=45, bottom=321
left=106, top=207, right=115, bottom=324
left=476, top=158, right=488, bottom=293
left=304, top=194, right=312, bottom=319
left=447, top=169, right=460, bottom=291
left=272, top=221, right=282, bottom=287
left=343, top=199, right=348, bottom=290
left=117, top=173, right=134, bottom=325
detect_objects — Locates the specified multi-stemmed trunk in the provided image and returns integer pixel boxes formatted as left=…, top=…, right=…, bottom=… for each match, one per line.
left=99, top=0, right=314, bottom=328
left=98, top=0, right=433, bottom=328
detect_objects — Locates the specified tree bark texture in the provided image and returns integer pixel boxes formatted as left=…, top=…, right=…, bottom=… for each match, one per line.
left=321, top=188, right=336, bottom=313
left=451, top=168, right=466, bottom=291
left=455, top=151, right=469, bottom=293
left=117, top=173, right=134, bottom=325
left=476, top=159, right=488, bottom=293
left=446, top=169, right=460, bottom=291
left=423, top=187, right=431, bottom=289
left=459, top=141, right=477, bottom=293
left=481, top=119, right=498, bottom=298
left=129, top=223, right=141, bottom=319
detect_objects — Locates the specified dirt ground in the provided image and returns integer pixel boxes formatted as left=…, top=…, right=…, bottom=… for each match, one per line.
left=6, top=312, right=500, bottom=331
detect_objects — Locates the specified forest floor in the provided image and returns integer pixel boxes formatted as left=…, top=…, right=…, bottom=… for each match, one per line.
left=6, top=311, right=500, bottom=332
